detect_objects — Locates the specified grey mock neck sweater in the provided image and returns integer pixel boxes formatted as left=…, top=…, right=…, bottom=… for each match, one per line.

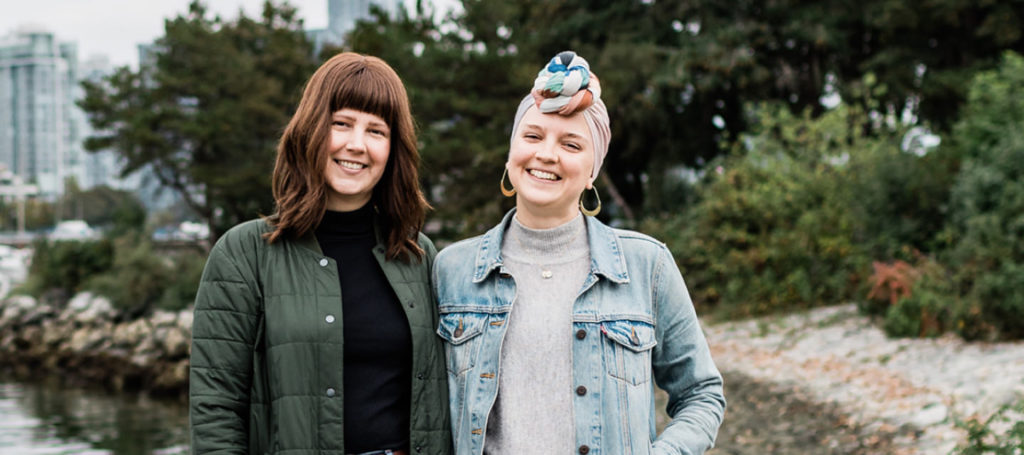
left=484, top=213, right=590, bottom=454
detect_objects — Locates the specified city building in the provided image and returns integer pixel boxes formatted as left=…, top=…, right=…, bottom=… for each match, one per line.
left=306, top=0, right=402, bottom=56
left=0, top=27, right=85, bottom=197
left=78, top=54, right=134, bottom=192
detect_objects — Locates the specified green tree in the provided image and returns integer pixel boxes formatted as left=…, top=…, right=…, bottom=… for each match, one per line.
left=943, top=51, right=1024, bottom=340
left=79, top=1, right=317, bottom=239
left=344, top=3, right=530, bottom=237
left=56, top=185, right=146, bottom=233
left=345, top=0, right=1023, bottom=229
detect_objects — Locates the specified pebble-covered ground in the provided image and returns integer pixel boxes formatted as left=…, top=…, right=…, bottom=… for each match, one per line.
left=656, top=304, right=1024, bottom=454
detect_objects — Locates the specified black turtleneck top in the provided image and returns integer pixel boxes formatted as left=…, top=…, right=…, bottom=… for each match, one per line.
left=315, top=204, right=412, bottom=453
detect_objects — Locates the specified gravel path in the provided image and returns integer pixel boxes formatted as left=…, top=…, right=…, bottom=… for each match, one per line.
left=696, top=304, right=1024, bottom=454
left=706, top=371, right=915, bottom=455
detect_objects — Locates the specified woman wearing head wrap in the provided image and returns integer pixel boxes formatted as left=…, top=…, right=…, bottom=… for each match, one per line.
left=189, top=52, right=452, bottom=455
left=433, top=51, right=725, bottom=454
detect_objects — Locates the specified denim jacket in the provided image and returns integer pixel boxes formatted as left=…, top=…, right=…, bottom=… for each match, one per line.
left=433, top=210, right=725, bottom=455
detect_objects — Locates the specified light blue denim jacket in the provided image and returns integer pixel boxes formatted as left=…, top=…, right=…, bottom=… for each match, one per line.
left=433, top=210, right=725, bottom=455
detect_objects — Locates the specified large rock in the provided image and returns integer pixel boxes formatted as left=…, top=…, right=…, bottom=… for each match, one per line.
left=67, top=326, right=111, bottom=353
left=151, top=358, right=190, bottom=392
left=19, top=304, right=55, bottom=326
left=134, top=332, right=157, bottom=357
left=150, top=310, right=178, bottom=327
left=0, top=295, right=37, bottom=326
left=177, top=307, right=194, bottom=332
left=41, top=319, right=71, bottom=347
left=112, top=319, right=151, bottom=348
left=63, top=292, right=115, bottom=325
left=911, top=403, right=948, bottom=428
left=158, top=327, right=190, bottom=359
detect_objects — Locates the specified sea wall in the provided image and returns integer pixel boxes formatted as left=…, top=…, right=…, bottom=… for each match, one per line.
left=0, top=292, right=192, bottom=395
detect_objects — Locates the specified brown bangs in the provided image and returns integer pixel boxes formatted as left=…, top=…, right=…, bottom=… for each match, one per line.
left=264, top=52, right=430, bottom=264
left=328, top=66, right=400, bottom=130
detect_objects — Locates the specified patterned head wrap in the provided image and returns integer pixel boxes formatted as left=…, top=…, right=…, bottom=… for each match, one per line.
left=511, top=51, right=611, bottom=180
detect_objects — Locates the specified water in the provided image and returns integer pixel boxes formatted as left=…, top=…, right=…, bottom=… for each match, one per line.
left=0, top=375, right=189, bottom=455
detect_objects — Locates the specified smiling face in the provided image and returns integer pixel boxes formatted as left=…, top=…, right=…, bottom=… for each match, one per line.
left=507, top=105, right=595, bottom=227
left=323, top=108, right=391, bottom=211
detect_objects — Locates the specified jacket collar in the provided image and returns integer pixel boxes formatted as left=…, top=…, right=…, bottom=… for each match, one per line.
left=472, top=208, right=629, bottom=284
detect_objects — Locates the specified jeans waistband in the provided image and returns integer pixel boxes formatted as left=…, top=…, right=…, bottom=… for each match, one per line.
left=348, top=449, right=408, bottom=455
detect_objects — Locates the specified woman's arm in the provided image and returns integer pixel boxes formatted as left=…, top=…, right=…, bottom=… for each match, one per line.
left=189, top=238, right=262, bottom=454
left=650, top=247, right=726, bottom=455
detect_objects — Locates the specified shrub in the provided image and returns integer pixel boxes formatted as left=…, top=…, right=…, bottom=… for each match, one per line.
left=20, top=238, right=114, bottom=303
left=844, top=139, right=956, bottom=261
left=961, top=262, right=1024, bottom=340
left=942, top=51, right=1024, bottom=340
left=884, top=276, right=955, bottom=338
left=156, top=250, right=207, bottom=312
left=863, top=259, right=919, bottom=316
left=85, top=234, right=174, bottom=318
left=952, top=400, right=1024, bottom=455
left=645, top=104, right=872, bottom=317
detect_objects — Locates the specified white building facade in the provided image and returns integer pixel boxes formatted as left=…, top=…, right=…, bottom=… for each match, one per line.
left=0, top=28, right=85, bottom=197
left=307, top=0, right=402, bottom=55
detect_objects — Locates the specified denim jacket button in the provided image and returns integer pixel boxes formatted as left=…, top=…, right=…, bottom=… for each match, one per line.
left=575, top=385, right=587, bottom=396
left=575, top=329, right=586, bottom=340
left=454, top=327, right=464, bottom=338
left=578, top=445, right=590, bottom=454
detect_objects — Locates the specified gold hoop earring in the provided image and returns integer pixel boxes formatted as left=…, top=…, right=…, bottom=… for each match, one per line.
left=500, top=168, right=516, bottom=197
left=580, top=187, right=601, bottom=216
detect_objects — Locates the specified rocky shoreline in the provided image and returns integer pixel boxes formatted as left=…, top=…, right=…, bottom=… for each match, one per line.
left=0, top=293, right=191, bottom=396
left=704, top=304, right=1024, bottom=454
left=3, top=293, right=1021, bottom=454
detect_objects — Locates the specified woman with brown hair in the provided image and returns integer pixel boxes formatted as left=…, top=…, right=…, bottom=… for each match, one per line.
left=189, top=52, right=452, bottom=455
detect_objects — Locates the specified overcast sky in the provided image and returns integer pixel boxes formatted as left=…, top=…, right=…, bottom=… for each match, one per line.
left=1, top=0, right=450, bottom=70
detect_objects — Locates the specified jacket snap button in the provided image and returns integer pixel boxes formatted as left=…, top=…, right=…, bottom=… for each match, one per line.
left=325, top=314, right=335, bottom=324
left=325, top=387, right=336, bottom=397
left=453, top=327, right=464, bottom=338
left=576, top=329, right=586, bottom=340
left=319, top=258, right=328, bottom=267
left=578, top=445, right=590, bottom=454
left=576, top=385, right=587, bottom=396
left=417, top=372, right=425, bottom=380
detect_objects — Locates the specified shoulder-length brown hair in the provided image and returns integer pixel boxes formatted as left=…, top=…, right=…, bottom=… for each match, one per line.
left=265, top=52, right=429, bottom=263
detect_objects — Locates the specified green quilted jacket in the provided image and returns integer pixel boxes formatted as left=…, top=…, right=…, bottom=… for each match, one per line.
left=189, top=219, right=452, bottom=455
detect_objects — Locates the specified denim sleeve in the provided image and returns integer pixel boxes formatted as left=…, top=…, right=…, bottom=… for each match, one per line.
left=650, top=246, right=726, bottom=455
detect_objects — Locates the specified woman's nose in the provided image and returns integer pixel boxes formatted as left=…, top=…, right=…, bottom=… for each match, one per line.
left=534, top=141, right=558, bottom=162
left=345, top=129, right=367, bottom=152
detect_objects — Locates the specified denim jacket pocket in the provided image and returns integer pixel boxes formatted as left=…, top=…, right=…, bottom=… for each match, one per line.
left=437, top=312, right=487, bottom=376
left=601, top=319, right=657, bottom=386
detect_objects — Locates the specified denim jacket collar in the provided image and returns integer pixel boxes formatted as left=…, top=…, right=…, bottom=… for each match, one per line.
left=472, top=208, right=630, bottom=284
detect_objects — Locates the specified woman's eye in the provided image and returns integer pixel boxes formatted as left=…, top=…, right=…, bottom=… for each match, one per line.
left=371, top=129, right=389, bottom=137
left=565, top=142, right=581, bottom=151
left=332, top=121, right=349, bottom=127
left=524, top=133, right=541, bottom=140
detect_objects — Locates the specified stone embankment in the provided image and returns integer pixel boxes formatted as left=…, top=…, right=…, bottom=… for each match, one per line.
left=0, top=293, right=192, bottom=395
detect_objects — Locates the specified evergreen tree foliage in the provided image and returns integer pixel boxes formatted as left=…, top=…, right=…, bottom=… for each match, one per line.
left=79, top=1, right=317, bottom=239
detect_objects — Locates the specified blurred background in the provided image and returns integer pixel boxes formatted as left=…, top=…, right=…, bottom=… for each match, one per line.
left=0, top=0, right=1022, bottom=453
